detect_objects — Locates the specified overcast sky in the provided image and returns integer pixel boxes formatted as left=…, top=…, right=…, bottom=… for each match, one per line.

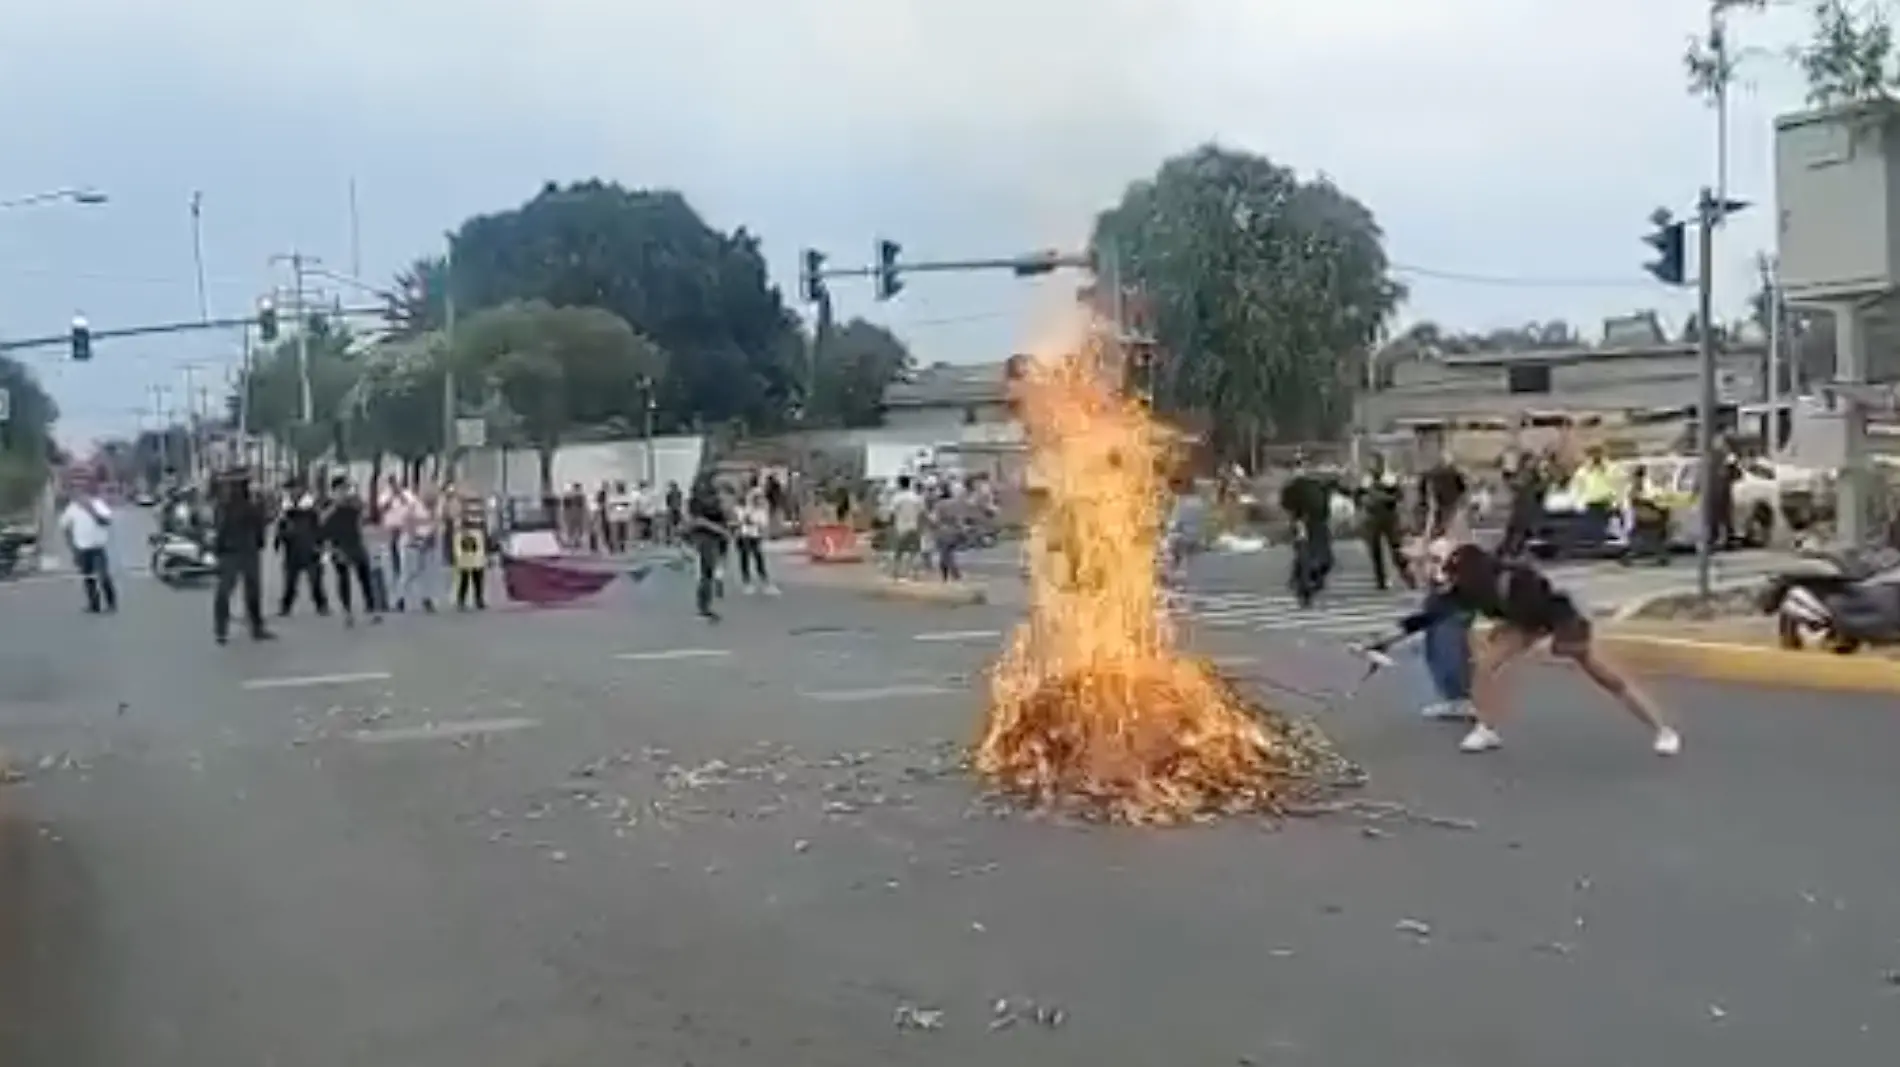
left=1, top=0, right=1821, bottom=445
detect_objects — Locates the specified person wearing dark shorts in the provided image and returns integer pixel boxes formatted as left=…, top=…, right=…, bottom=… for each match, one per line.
left=1366, top=541, right=1681, bottom=756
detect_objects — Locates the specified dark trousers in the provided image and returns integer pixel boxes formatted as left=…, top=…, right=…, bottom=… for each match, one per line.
left=1623, top=507, right=1671, bottom=566
left=279, top=550, right=328, bottom=614
left=736, top=536, right=768, bottom=584
left=214, top=551, right=265, bottom=638
left=1362, top=517, right=1406, bottom=590
left=1500, top=505, right=1539, bottom=558
left=75, top=547, right=118, bottom=613
left=332, top=550, right=379, bottom=615
left=455, top=567, right=487, bottom=609
left=694, top=537, right=722, bottom=615
left=1289, top=525, right=1333, bottom=606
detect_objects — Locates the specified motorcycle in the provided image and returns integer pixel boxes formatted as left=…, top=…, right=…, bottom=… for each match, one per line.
left=150, top=530, right=219, bottom=587
left=1759, top=547, right=1900, bottom=654
left=0, top=526, right=38, bottom=580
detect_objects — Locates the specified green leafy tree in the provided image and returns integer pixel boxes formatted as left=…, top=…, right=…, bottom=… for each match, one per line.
left=1798, top=0, right=1896, bottom=105
left=1093, top=144, right=1404, bottom=461
left=234, top=327, right=365, bottom=464
left=811, top=318, right=915, bottom=427
left=0, top=355, right=57, bottom=515
left=349, top=332, right=451, bottom=485
left=454, top=300, right=666, bottom=495
left=386, top=255, right=450, bottom=338
left=449, top=180, right=800, bottom=430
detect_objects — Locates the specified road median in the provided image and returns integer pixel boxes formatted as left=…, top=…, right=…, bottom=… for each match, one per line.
left=1594, top=618, right=1900, bottom=695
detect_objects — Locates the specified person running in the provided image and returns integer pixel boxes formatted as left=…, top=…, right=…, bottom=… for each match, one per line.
left=320, top=476, right=381, bottom=626
left=1279, top=455, right=1337, bottom=608
left=58, top=477, right=118, bottom=614
left=1362, top=540, right=1681, bottom=756
left=685, top=474, right=731, bottom=622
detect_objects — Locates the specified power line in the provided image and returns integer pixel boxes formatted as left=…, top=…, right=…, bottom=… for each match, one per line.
left=1390, top=262, right=1661, bottom=290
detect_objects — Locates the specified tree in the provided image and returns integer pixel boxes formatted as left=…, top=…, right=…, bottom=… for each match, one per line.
left=1798, top=0, right=1896, bottom=105
left=448, top=180, right=801, bottom=431
left=0, top=355, right=56, bottom=515
left=350, top=332, right=450, bottom=484
left=811, top=318, right=914, bottom=427
left=453, top=300, right=665, bottom=495
left=1093, top=144, right=1404, bottom=460
left=386, top=256, right=450, bottom=338
left=236, top=326, right=364, bottom=460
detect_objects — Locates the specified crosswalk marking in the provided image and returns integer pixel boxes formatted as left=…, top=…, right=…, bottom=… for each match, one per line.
left=1167, top=551, right=1797, bottom=642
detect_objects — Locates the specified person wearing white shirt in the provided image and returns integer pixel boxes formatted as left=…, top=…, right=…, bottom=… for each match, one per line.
left=58, top=486, right=119, bottom=613
left=734, top=487, right=778, bottom=595
left=884, top=476, right=927, bottom=579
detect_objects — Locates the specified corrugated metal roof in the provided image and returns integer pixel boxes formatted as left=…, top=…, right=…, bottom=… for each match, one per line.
left=882, top=361, right=1010, bottom=408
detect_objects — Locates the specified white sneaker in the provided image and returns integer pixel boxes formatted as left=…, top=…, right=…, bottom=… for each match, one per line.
left=1652, top=728, right=1682, bottom=757
left=742, top=583, right=757, bottom=596
left=762, top=584, right=781, bottom=597
left=1458, top=724, right=1503, bottom=753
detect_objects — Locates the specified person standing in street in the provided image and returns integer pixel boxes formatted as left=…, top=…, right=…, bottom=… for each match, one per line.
left=450, top=491, right=491, bottom=610
left=1354, top=454, right=1409, bottom=592
left=58, top=476, right=118, bottom=614
left=275, top=477, right=328, bottom=617
left=885, top=475, right=927, bottom=580
left=320, top=476, right=381, bottom=626
left=396, top=485, right=443, bottom=613
left=1418, top=450, right=1470, bottom=540
left=211, top=469, right=273, bottom=644
left=733, top=485, right=777, bottom=595
left=1413, top=536, right=1475, bottom=721
left=685, top=474, right=732, bottom=621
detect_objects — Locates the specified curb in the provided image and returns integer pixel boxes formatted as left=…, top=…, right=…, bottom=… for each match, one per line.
left=1595, top=633, right=1900, bottom=695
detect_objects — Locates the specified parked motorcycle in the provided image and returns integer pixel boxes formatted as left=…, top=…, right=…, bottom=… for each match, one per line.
left=0, top=526, right=39, bottom=580
left=150, top=530, right=218, bottom=587
left=1759, top=547, right=1900, bottom=654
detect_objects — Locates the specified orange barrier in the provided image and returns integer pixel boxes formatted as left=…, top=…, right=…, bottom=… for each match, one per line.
left=806, top=522, right=865, bottom=563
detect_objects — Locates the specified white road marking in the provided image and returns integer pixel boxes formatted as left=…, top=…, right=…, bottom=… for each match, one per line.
left=241, top=670, right=392, bottom=691
left=352, top=717, right=541, bottom=744
left=912, top=629, right=1003, bottom=643
left=801, top=683, right=960, bottom=703
left=613, top=648, right=732, bottom=662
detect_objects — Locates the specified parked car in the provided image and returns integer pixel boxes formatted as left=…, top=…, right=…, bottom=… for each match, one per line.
left=1535, top=454, right=1820, bottom=555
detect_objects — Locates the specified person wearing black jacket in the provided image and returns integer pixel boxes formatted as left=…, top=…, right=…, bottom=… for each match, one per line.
left=275, top=478, right=329, bottom=616
left=1417, top=452, right=1468, bottom=538
left=321, top=476, right=381, bottom=625
left=211, top=470, right=274, bottom=644
left=685, top=474, right=731, bottom=621
left=1354, top=455, right=1409, bottom=591
left=1498, top=452, right=1545, bottom=559
left=1279, top=455, right=1338, bottom=608
left=1363, top=541, right=1680, bottom=757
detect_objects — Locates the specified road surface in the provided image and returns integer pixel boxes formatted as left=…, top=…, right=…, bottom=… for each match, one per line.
left=2, top=555, right=1896, bottom=1065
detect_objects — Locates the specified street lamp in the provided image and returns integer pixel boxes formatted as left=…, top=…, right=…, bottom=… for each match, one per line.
left=0, top=187, right=108, bottom=210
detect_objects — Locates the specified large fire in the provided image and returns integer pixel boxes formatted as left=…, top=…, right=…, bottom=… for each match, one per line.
left=974, top=337, right=1352, bottom=824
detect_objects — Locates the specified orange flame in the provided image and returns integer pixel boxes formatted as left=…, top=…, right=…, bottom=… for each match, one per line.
left=974, top=332, right=1349, bottom=824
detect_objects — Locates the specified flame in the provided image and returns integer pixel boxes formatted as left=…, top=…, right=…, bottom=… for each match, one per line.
left=974, top=330, right=1351, bottom=824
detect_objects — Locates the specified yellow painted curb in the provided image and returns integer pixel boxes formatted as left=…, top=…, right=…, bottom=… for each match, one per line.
left=1596, top=634, right=1900, bottom=695
left=864, top=579, right=989, bottom=606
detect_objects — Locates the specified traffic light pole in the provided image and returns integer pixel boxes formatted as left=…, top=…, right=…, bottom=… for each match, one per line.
left=1694, top=187, right=1718, bottom=604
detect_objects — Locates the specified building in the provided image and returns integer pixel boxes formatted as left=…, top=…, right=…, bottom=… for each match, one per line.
left=1359, top=334, right=1776, bottom=463
left=879, top=361, right=1016, bottom=434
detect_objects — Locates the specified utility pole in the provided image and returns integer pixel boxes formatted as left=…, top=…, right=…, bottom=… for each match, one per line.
left=348, top=178, right=363, bottom=280
left=1694, top=188, right=1719, bottom=603
left=441, top=233, right=459, bottom=481
left=269, top=251, right=317, bottom=424
left=190, top=191, right=209, bottom=323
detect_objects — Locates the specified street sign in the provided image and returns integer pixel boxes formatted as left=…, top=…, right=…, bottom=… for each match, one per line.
left=0, top=385, right=9, bottom=423
left=454, top=417, right=486, bottom=449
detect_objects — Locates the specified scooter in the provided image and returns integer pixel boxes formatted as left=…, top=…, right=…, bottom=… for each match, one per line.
left=150, top=530, right=219, bottom=587
left=1759, top=547, right=1900, bottom=654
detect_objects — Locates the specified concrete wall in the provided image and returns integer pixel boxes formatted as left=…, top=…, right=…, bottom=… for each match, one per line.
left=1365, top=349, right=1768, bottom=428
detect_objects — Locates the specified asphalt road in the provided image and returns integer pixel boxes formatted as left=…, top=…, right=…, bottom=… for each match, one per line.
left=2, top=554, right=1897, bottom=1066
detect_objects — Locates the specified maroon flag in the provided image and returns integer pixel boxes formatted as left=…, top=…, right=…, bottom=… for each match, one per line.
left=501, top=556, right=618, bottom=606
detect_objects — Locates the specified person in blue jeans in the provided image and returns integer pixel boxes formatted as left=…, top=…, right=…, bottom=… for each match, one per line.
left=1416, top=538, right=1474, bottom=720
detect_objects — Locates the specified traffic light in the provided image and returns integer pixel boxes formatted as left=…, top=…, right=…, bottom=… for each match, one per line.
left=875, top=239, right=903, bottom=301
left=70, top=316, right=91, bottom=361
left=1644, top=213, right=1687, bottom=286
left=800, top=248, right=827, bottom=304
left=257, top=299, right=278, bottom=342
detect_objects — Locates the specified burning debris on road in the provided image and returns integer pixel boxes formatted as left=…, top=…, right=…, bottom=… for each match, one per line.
left=975, top=332, right=1358, bottom=824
